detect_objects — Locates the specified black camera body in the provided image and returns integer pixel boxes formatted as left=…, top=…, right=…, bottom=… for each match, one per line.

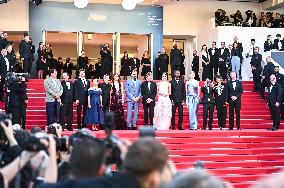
left=23, top=132, right=48, bottom=152
left=47, top=123, right=61, bottom=137
left=6, top=72, right=29, bottom=84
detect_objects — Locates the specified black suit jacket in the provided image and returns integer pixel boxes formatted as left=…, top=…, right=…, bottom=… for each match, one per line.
left=170, top=48, right=182, bottom=66
left=141, top=81, right=157, bottom=104
left=130, top=58, right=140, bottom=73
left=226, top=80, right=243, bottom=104
left=262, top=62, right=275, bottom=79
left=63, top=62, right=73, bottom=76
left=267, top=83, right=282, bottom=105
left=264, top=41, right=274, bottom=52
left=192, top=55, right=199, bottom=71
left=250, top=53, right=262, bottom=73
left=213, top=83, right=227, bottom=106
left=201, top=86, right=215, bottom=104
left=74, top=78, right=90, bottom=104
left=273, top=39, right=283, bottom=50
left=60, top=81, right=74, bottom=104
left=159, top=53, right=169, bottom=70
left=170, top=79, right=186, bottom=102
left=217, top=48, right=229, bottom=61
left=19, top=40, right=31, bottom=60
left=0, top=55, right=8, bottom=78
left=208, top=48, right=219, bottom=64
left=275, top=73, right=284, bottom=89
left=99, top=82, right=112, bottom=106
left=77, top=56, right=88, bottom=70
left=8, top=83, right=28, bottom=108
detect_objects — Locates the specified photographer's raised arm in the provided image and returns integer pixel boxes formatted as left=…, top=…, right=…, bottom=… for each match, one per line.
left=44, top=135, right=58, bottom=183
left=0, top=151, right=37, bottom=184
left=0, top=120, right=17, bottom=147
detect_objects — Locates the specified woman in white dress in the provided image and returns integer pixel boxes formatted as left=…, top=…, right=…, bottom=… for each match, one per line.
left=153, top=72, right=172, bottom=130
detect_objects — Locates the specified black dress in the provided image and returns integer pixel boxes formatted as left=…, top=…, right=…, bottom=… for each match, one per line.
left=141, top=57, right=151, bottom=76
left=110, top=83, right=127, bottom=130
left=36, top=48, right=47, bottom=71
left=120, top=57, right=131, bottom=76
left=202, top=52, right=211, bottom=81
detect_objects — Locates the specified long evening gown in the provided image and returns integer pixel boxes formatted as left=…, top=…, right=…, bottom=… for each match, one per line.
left=110, top=83, right=127, bottom=130
left=186, top=80, right=200, bottom=129
left=202, top=51, right=211, bottom=81
left=153, top=81, right=172, bottom=130
left=84, top=88, right=104, bottom=126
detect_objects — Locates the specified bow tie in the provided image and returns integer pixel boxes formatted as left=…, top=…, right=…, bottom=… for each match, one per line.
left=133, top=78, right=137, bottom=81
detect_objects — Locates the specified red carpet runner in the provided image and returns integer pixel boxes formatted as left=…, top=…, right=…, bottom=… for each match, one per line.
left=0, top=80, right=283, bottom=188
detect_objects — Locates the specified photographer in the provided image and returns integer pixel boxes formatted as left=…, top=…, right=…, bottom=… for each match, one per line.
left=245, top=10, right=257, bottom=27
left=6, top=76, right=28, bottom=130
left=100, top=44, right=113, bottom=76
left=230, top=10, right=243, bottom=26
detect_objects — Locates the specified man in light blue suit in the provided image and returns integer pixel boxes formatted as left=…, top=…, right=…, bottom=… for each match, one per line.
left=125, top=70, right=142, bottom=130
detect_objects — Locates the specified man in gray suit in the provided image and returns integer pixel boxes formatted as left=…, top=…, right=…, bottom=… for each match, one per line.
left=44, top=69, right=63, bottom=126
left=125, top=70, right=142, bottom=130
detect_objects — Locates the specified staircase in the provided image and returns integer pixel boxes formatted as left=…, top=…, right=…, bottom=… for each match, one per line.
left=0, top=79, right=283, bottom=188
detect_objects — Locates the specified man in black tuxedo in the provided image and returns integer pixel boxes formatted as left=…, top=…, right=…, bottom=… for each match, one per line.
left=264, top=35, right=274, bottom=52
left=213, top=76, right=228, bottom=129
left=6, top=43, right=16, bottom=72
left=217, top=42, right=229, bottom=80
left=170, top=70, right=185, bottom=130
left=141, top=72, right=157, bottom=126
left=60, top=72, right=74, bottom=131
left=267, top=74, right=282, bottom=131
left=130, top=53, right=140, bottom=76
left=99, top=74, right=112, bottom=112
left=19, top=33, right=32, bottom=74
left=86, top=59, right=93, bottom=79
left=63, top=57, right=73, bottom=78
left=160, top=47, right=169, bottom=74
left=201, top=79, right=215, bottom=130
left=208, top=41, right=219, bottom=79
left=192, top=50, right=200, bottom=81
left=226, top=71, right=243, bottom=130
left=0, top=48, right=8, bottom=102
left=250, top=47, right=262, bottom=92
left=77, top=50, right=88, bottom=77
left=155, top=52, right=162, bottom=80
left=170, top=44, right=182, bottom=77
left=274, top=66, right=284, bottom=119
left=273, top=34, right=283, bottom=51
left=74, top=69, right=90, bottom=129
left=7, top=78, right=28, bottom=129
left=260, top=56, right=275, bottom=99
left=100, top=44, right=113, bottom=76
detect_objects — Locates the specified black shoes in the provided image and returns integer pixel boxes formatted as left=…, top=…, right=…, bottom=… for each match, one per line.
left=259, top=96, right=265, bottom=99
left=267, top=127, right=278, bottom=131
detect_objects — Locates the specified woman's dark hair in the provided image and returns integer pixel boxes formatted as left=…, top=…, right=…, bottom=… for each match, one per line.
left=112, top=73, right=121, bottom=84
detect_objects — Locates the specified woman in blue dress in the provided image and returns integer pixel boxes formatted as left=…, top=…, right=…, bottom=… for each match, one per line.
left=186, top=71, right=200, bottom=130
left=85, top=78, right=104, bottom=131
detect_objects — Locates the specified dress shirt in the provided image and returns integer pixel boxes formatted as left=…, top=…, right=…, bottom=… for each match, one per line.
left=148, top=81, right=151, bottom=90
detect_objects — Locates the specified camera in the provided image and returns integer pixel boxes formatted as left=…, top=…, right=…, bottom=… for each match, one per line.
left=103, top=111, right=122, bottom=166
left=23, top=132, right=48, bottom=152
left=0, top=112, right=12, bottom=141
left=139, top=126, right=155, bottom=138
left=47, top=123, right=61, bottom=137
left=6, top=72, right=29, bottom=84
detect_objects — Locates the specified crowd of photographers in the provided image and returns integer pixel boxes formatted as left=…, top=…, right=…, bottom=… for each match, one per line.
left=215, top=9, right=284, bottom=28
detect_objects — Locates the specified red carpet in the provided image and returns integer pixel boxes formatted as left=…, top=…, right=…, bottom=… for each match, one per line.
left=0, top=79, right=283, bottom=187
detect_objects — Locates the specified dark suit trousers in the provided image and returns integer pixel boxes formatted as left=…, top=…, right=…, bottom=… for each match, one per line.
left=23, top=58, right=32, bottom=74
left=252, top=71, right=261, bottom=91
left=10, top=105, right=27, bottom=129
left=103, top=104, right=110, bottom=113
left=77, top=103, right=87, bottom=129
left=229, top=101, right=241, bottom=129
left=260, top=79, right=270, bottom=98
left=143, top=102, right=155, bottom=125
left=269, top=103, right=281, bottom=129
left=60, top=103, right=73, bottom=128
left=203, top=103, right=214, bottom=129
left=46, top=101, right=60, bottom=126
left=192, top=68, right=200, bottom=81
left=216, top=103, right=227, bottom=128
left=219, top=61, right=227, bottom=80
left=281, top=93, right=284, bottom=118
left=0, top=78, right=4, bottom=101
left=171, top=102, right=183, bottom=129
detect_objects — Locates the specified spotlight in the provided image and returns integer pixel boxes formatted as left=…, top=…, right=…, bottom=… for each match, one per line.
left=32, top=0, right=42, bottom=6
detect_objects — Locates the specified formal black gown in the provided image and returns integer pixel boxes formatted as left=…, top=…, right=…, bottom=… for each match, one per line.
left=202, top=52, right=211, bottom=81
left=120, top=57, right=131, bottom=76
left=141, top=57, right=151, bottom=76
left=36, top=48, right=48, bottom=71
left=110, top=83, right=127, bottom=130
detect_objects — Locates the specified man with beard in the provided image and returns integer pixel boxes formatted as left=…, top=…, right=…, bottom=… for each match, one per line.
left=170, top=70, right=185, bottom=130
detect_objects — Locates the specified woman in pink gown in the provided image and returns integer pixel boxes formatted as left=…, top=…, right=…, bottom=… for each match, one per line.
left=154, top=73, right=172, bottom=130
